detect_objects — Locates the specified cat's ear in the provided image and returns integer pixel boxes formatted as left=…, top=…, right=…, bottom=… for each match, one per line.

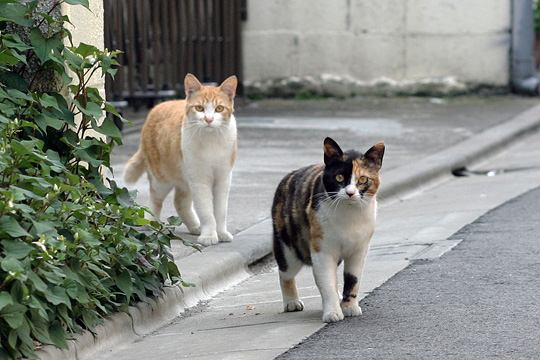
left=323, top=137, right=343, bottom=164
left=219, top=75, right=238, bottom=99
left=364, top=142, right=385, bottom=170
left=184, top=73, right=203, bottom=98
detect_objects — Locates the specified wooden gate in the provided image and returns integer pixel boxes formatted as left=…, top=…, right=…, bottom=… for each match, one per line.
left=104, top=0, right=244, bottom=107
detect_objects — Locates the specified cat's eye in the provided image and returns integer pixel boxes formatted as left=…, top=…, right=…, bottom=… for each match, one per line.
left=215, top=105, right=224, bottom=113
left=195, top=105, right=204, bottom=112
left=358, top=176, right=368, bottom=184
left=335, top=174, right=344, bottom=182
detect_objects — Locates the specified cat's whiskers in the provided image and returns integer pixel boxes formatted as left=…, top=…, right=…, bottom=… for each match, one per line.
left=319, top=194, right=343, bottom=219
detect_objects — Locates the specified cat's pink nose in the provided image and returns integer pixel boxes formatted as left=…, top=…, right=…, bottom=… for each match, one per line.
left=205, top=117, right=214, bottom=124
left=345, top=185, right=356, bottom=197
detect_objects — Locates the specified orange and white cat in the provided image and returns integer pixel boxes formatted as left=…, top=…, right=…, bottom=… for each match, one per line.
left=123, top=74, right=238, bottom=246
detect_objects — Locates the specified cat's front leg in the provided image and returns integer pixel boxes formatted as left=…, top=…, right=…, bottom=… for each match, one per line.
left=341, top=245, right=369, bottom=317
left=312, top=252, right=343, bottom=323
left=190, top=181, right=218, bottom=246
left=214, top=171, right=233, bottom=242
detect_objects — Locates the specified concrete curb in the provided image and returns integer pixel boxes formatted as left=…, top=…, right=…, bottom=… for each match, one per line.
left=378, top=104, right=540, bottom=201
left=37, top=104, right=540, bottom=359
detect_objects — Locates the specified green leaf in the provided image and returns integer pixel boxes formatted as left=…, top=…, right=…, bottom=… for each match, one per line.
left=0, top=51, right=20, bottom=66
left=1, top=258, right=24, bottom=273
left=64, top=0, right=90, bottom=9
left=116, top=271, right=132, bottom=299
left=28, top=296, right=49, bottom=320
left=78, top=229, right=101, bottom=247
left=2, top=34, right=32, bottom=52
left=6, top=89, right=32, bottom=101
left=167, top=261, right=181, bottom=279
left=0, top=71, right=28, bottom=91
left=64, top=48, right=84, bottom=69
left=44, top=286, right=71, bottom=308
left=74, top=100, right=102, bottom=119
left=0, top=3, right=32, bottom=26
left=0, top=303, right=26, bottom=328
left=0, top=217, right=30, bottom=238
left=35, top=114, right=64, bottom=131
left=49, top=322, right=68, bottom=349
left=39, top=94, right=61, bottom=111
left=29, top=314, right=52, bottom=344
left=29, top=29, right=63, bottom=64
left=73, top=42, right=98, bottom=57
left=94, top=117, right=122, bottom=140
left=27, top=272, right=47, bottom=293
left=31, top=220, right=56, bottom=235
left=9, top=50, right=27, bottom=65
left=64, top=279, right=79, bottom=299
left=115, top=187, right=134, bottom=207
left=2, top=240, right=33, bottom=259
left=167, top=216, right=182, bottom=226
left=0, top=292, right=13, bottom=312
left=73, top=148, right=102, bottom=167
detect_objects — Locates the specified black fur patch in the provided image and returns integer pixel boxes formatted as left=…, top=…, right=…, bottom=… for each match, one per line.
left=343, top=272, right=358, bottom=302
left=273, top=233, right=288, bottom=272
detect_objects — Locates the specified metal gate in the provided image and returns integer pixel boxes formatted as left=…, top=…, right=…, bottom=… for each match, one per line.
left=104, top=0, right=244, bottom=107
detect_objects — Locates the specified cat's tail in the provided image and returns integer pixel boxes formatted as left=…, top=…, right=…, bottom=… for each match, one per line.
left=123, top=149, right=146, bottom=184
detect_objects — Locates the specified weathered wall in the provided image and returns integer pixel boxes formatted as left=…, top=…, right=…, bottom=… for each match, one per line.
left=62, top=0, right=105, bottom=138
left=62, top=0, right=104, bottom=90
left=242, top=0, right=511, bottom=90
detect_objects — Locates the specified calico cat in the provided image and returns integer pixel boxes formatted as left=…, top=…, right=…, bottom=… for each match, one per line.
left=272, top=137, right=384, bottom=323
left=123, top=73, right=238, bottom=246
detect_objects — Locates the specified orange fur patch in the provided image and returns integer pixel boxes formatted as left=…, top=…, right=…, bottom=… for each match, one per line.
left=352, top=159, right=381, bottom=197
left=230, top=140, right=237, bottom=166
left=308, top=208, right=323, bottom=252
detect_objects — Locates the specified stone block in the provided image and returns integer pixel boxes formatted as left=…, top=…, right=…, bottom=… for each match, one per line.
left=406, top=33, right=510, bottom=85
left=406, top=0, right=511, bottom=34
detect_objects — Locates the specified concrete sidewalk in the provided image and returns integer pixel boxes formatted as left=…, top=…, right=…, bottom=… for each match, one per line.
left=99, top=112, right=540, bottom=360
left=38, top=96, right=540, bottom=359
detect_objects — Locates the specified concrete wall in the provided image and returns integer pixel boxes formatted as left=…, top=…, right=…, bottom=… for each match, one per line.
left=62, top=0, right=105, bottom=139
left=62, top=0, right=104, bottom=91
left=242, top=0, right=511, bottom=87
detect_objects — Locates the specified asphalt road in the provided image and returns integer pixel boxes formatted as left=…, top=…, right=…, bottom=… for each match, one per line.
left=278, top=186, right=540, bottom=360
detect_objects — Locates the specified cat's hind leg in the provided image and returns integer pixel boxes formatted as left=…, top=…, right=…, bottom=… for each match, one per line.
left=276, top=243, right=304, bottom=312
left=174, top=186, right=200, bottom=235
left=148, top=175, right=173, bottom=220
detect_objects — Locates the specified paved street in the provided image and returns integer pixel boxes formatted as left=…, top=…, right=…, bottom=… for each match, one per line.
left=99, top=114, right=540, bottom=359
left=278, top=187, right=540, bottom=360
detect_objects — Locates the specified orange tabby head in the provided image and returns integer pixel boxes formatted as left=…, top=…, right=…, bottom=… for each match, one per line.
left=184, top=74, right=237, bottom=129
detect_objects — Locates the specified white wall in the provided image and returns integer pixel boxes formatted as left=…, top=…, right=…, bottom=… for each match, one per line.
left=242, top=0, right=511, bottom=87
left=62, top=0, right=104, bottom=90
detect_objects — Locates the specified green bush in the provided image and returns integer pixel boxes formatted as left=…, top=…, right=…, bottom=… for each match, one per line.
left=0, top=1, right=190, bottom=358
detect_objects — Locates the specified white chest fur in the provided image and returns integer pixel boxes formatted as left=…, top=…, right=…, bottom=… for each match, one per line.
left=181, top=116, right=237, bottom=171
left=316, top=198, right=377, bottom=256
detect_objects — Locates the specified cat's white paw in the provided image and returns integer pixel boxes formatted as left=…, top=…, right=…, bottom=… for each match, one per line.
left=322, top=309, right=344, bottom=323
left=341, top=303, right=362, bottom=317
left=197, top=233, right=219, bottom=246
left=284, top=299, right=304, bottom=312
left=218, top=230, right=233, bottom=242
